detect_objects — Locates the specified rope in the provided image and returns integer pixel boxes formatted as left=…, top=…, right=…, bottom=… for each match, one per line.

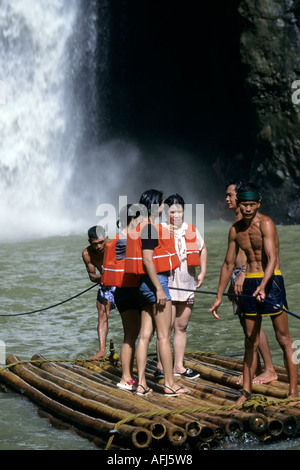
left=0, top=356, right=108, bottom=373
left=105, top=393, right=300, bottom=450
left=1, top=355, right=298, bottom=449
left=0, top=284, right=98, bottom=317
left=169, top=287, right=300, bottom=320
left=1, top=284, right=298, bottom=320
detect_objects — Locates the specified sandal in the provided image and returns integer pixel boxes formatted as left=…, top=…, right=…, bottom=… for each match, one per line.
left=135, top=384, right=152, bottom=396
left=117, top=381, right=135, bottom=391
left=164, top=385, right=190, bottom=397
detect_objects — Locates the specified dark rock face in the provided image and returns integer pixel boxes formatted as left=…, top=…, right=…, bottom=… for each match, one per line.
left=238, top=0, right=300, bottom=224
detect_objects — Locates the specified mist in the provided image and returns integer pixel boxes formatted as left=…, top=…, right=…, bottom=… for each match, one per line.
left=0, top=0, right=252, bottom=241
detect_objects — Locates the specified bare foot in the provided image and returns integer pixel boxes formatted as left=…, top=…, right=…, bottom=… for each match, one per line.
left=90, top=351, right=107, bottom=359
left=236, top=375, right=243, bottom=385
left=235, top=394, right=247, bottom=406
left=252, top=371, right=278, bottom=384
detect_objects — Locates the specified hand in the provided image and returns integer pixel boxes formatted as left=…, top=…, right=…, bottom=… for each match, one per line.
left=234, top=273, right=245, bottom=295
left=210, top=298, right=222, bottom=320
left=253, top=286, right=265, bottom=303
left=196, top=273, right=205, bottom=288
left=156, top=287, right=167, bottom=306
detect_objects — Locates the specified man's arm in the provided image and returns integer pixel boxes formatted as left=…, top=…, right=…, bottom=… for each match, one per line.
left=82, top=250, right=102, bottom=284
left=210, top=226, right=238, bottom=319
left=253, top=218, right=277, bottom=300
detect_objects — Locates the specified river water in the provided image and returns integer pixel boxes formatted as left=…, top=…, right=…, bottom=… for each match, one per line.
left=0, top=221, right=299, bottom=451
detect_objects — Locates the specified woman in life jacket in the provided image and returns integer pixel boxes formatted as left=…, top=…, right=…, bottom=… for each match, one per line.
left=103, top=204, right=141, bottom=391
left=126, top=189, right=189, bottom=397
left=156, top=194, right=207, bottom=380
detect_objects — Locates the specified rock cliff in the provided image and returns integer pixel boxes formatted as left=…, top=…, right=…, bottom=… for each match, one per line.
left=238, top=0, right=300, bottom=223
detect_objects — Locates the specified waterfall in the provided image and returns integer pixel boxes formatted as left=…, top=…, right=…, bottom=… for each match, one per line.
left=0, top=0, right=84, bottom=240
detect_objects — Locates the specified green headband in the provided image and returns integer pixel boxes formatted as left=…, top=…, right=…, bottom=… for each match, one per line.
left=237, top=191, right=262, bottom=201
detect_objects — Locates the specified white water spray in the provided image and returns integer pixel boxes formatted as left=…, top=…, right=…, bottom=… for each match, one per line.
left=0, top=0, right=82, bottom=240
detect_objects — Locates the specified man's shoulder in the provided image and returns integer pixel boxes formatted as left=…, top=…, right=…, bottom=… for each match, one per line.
left=257, top=213, right=276, bottom=229
left=82, top=246, right=92, bottom=261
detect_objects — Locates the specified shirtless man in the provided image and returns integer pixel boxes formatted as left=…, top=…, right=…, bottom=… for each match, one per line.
left=226, top=180, right=277, bottom=385
left=82, top=226, right=116, bottom=359
left=210, top=185, right=298, bottom=404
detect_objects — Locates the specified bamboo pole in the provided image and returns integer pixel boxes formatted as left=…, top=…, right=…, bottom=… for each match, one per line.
left=185, top=352, right=300, bottom=384
left=4, top=356, right=156, bottom=447
left=0, top=365, right=151, bottom=449
left=31, top=355, right=190, bottom=446
left=181, top=359, right=289, bottom=399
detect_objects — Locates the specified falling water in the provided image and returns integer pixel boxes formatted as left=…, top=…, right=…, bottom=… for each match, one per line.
left=0, top=0, right=88, bottom=240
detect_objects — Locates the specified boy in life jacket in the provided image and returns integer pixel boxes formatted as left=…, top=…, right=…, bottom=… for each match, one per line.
left=82, top=225, right=116, bottom=359
left=125, top=189, right=189, bottom=397
left=155, top=193, right=207, bottom=380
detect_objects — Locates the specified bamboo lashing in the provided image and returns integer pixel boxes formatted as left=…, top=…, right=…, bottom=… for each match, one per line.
left=1, top=350, right=299, bottom=451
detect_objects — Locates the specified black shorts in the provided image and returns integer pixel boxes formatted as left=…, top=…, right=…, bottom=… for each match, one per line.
left=114, top=287, right=140, bottom=314
left=241, top=271, right=288, bottom=317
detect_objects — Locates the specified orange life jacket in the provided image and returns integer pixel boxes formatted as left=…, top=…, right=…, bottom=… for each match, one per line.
left=184, top=223, right=201, bottom=266
left=125, top=221, right=181, bottom=275
left=102, top=234, right=140, bottom=288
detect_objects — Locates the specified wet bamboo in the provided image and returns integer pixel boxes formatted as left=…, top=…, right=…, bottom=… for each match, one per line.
left=267, top=417, right=283, bottom=437
left=260, top=408, right=299, bottom=435
left=186, top=352, right=300, bottom=383
left=182, top=359, right=289, bottom=399
left=37, top=408, right=127, bottom=450
left=26, top=361, right=168, bottom=440
left=173, top=387, right=269, bottom=435
left=59, top=362, right=198, bottom=441
left=5, top=356, right=160, bottom=443
left=30, top=356, right=190, bottom=445
left=57, top=362, right=200, bottom=441
left=73, top=361, right=201, bottom=438
left=0, top=366, right=151, bottom=449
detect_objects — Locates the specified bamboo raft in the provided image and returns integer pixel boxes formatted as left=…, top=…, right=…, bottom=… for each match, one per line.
left=1, top=350, right=300, bottom=450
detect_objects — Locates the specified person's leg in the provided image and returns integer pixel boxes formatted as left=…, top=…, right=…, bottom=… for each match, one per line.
left=253, top=328, right=278, bottom=383
left=156, top=303, right=175, bottom=372
left=238, top=315, right=277, bottom=384
left=154, top=301, right=189, bottom=395
left=135, top=306, right=155, bottom=394
left=173, top=304, right=192, bottom=374
left=91, top=300, right=110, bottom=359
left=119, top=309, right=141, bottom=385
left=271, top=312, right=299, bottom=398
left=236, top=315, right=261, bottom=404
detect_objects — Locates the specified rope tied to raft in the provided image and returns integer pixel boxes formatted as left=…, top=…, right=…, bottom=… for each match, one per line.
left=0, top=283, right=98, bottom=317
left=104, top=394, right=300, bottom=450
left=1, top=284, right=298, bottom=319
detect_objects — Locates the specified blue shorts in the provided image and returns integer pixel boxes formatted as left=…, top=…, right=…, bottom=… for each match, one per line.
left=114, top=287, right=140, bottom=314
left=241, top=271, right=288, bottom=317
left=138, top=272, right=171, bottom=305
left=97, top=285, right=116, bottom=310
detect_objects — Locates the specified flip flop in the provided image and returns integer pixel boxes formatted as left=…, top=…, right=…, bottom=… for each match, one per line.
left=164, top=386, right=190, bottom=397
left=117, top=381, right=135, bottom=391
left=135, top=384, right=152, bottom=396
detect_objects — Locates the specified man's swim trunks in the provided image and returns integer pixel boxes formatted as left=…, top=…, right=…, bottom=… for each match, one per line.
left=229, top=265, right=245, bottom=316
left=241, top=270, right=288, bottom=316
left=97, top=285, right=116, bottom=310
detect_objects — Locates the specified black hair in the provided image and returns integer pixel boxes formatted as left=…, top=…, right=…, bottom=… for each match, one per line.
left=238, top=182, right=261, bottom=193
left=164, top=193, right=185, bottom=209
left=88, top=225, right=106, bottom=240
left=225, top=178, right=246, bottom=192
left=139, top=189, right=163, bottom=217
left=117, top=204, right=140, bottom=229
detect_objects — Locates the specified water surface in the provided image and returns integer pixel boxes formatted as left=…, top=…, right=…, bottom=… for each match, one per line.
left=0, top=222, right=299, bottom=450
